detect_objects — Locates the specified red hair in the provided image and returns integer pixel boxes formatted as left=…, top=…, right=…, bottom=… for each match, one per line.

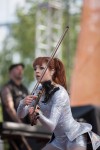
left=33, top=57, right=67, bottom=90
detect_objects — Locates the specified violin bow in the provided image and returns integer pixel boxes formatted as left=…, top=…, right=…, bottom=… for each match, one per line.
left=29, top=26, right=69, bottom=126
left=31, top=26, right=69, bottom=95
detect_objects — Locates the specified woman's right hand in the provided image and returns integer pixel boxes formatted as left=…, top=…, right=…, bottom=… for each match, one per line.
left=23, top=95, right=37, bottom=105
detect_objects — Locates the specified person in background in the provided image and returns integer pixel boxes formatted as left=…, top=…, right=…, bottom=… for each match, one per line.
left=17, top=57, right=100, bottom=150
left=0, top=63, right=30, bottom=150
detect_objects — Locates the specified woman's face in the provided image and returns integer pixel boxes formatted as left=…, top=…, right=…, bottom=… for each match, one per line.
left=34, top=63, right=53, bottom=83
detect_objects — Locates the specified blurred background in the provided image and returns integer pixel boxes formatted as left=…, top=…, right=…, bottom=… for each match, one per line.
left=0, top=1, right=83, bottom=149
left=0, top=0, right=83, bottom=91
left=0, top=0, right=100, bottom=149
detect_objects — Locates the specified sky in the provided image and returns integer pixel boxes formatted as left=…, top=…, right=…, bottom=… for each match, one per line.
left=0, top=0, right=25, bottom=24
left=0, top=0, right=25, bottom=51
left=0, top=0, right=83, bottom=24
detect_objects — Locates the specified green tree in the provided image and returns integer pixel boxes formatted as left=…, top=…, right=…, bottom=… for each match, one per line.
left=0, top=0, right=82, bottom=90
left=0, top=3, right=37, bottom=87
left=62, top=0, right=82, bottom=89
left=11, top=7, right=36, bottom=85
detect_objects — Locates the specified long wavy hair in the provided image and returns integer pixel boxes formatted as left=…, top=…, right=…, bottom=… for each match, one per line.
left=33, top=57, right=67, bottom=90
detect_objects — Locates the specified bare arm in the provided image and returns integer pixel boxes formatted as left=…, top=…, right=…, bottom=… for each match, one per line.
left=1, top=86, right=21, bottom=122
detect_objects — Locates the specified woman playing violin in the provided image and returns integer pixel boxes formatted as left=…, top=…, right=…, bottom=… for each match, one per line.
left=17, top=57, right=100, bottom=150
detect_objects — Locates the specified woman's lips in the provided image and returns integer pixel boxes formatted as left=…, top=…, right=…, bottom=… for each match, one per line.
left=36, top=75, right=41, bottom=79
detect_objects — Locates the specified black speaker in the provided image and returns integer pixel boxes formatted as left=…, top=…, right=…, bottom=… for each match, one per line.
left=71, top=105, right=100, bottom=135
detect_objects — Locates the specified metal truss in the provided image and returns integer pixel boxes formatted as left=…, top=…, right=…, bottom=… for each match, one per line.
left=35, top=0, right=63, bottom=58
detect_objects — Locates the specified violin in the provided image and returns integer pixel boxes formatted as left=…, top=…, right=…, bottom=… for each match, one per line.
left=30, top=80, right=60, bottom=126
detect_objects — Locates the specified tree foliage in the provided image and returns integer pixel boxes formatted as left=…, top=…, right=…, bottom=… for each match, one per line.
left=0, top=3, right=37, bottom=87
left=62, top=0, right=82, bottom=88
left=0, top=0, right=82, bottom=90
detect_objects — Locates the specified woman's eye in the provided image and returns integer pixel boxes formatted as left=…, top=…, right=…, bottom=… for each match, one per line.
left=40, top=66, right=45, bottom=70
left=34, top=68, right=36, bottom=71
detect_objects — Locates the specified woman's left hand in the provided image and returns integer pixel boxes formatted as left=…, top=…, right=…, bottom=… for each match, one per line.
left=29, top=105, right=40, bottom=115
left=29, top=106, right=40, bottom=125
